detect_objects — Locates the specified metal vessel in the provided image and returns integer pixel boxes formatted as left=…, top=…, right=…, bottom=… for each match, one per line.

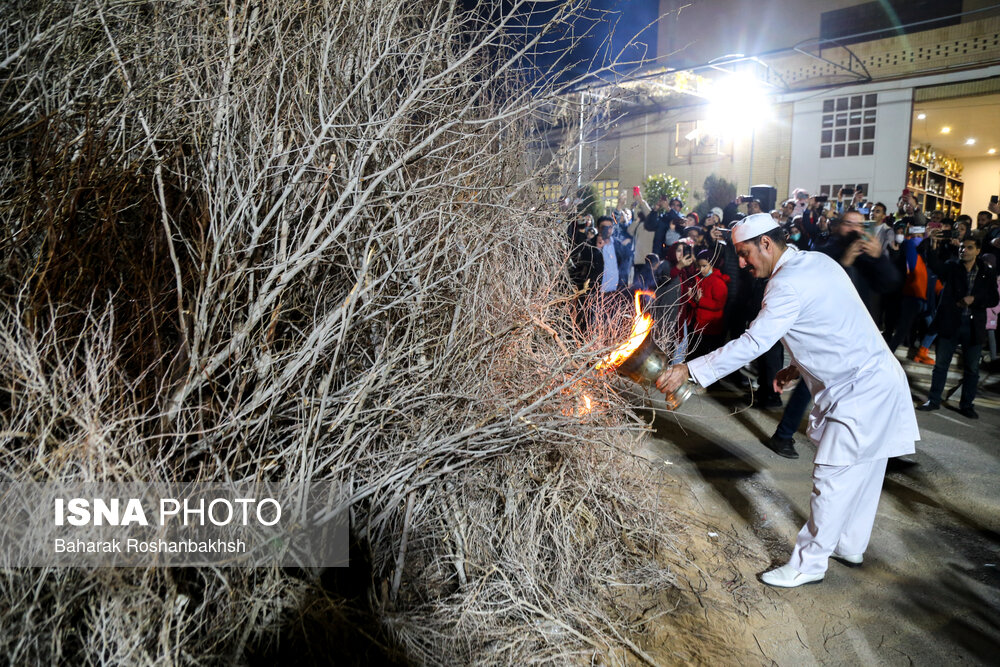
left=614, top=332, right=694, bottom=411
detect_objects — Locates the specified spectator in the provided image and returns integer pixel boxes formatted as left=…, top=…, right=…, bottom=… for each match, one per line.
left=723, top=196, right=761, bottom=225
left=870, top=202, right=893, bottom=250
left=880, top=219, right=909, bottom=334
left=983, top=254, right=999, bottom=366
left=917, top=235, right=1000, bottom=418
left=669, top=241, right=698, bottom=362
left=779, top=199, right=796, bottom=223
left=980, top=203, right=1000, bottom=265
left=886, top=224, right=941, bottom=364
left=689, top=248, right=730, bottom=359
left=595, top=216, right=620, bottom=293
left=791, top=188, right=810, bottom=217
left=629, top=193, right=680, bottom=263
left=820, top=212, right=901, bottom=315
left=567, top=216, right=601, bottom=293
left=609, top=192, right=635, bottom=285
left=976, top=209, right=994, bottom=232
left=633, top=252, right=666, bottom=293
left=787, top=222, right=809, bottom=250
left=683, top=224, right=706, bottom=253
left=708, top=206, right=725, bottom=228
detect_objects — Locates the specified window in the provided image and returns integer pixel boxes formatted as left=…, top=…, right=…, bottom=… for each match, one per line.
left=593, top=180, right=621, bottom=212
left=818, top=183, right=871, bottom=199
left=675, top=120, right=721, bottom=159
left=820, top=95, right=876, bottom=159
left=540, top=184, right=564, bottom=203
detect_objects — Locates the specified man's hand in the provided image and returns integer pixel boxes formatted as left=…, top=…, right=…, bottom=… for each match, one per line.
left=962, top=295, right=975, bottom=306
left=677, top=251, right=694, bottom=268
left=853, top=190, right=865, bottom=204
left=773, top=366, right=800, bottom=394
left=655, top=363, right=689, bottom=396
left=989, top=200, right=1000, bottom=216
left=861, top=232, right=881, bottom=258
left=842, top=240, right=864, bottom=267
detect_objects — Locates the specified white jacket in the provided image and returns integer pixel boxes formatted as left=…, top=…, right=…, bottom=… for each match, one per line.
left=688, top=247, right=919, bottom=465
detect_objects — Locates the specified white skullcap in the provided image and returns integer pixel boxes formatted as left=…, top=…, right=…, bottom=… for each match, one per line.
left=731, top=213, right=780, bottom=244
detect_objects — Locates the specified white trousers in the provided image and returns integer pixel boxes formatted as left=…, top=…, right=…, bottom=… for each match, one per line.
left=789, top=457, right=889, bottom=575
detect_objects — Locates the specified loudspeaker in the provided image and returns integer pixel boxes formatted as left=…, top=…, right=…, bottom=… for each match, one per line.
left=750, top=185, right=777, bottom=213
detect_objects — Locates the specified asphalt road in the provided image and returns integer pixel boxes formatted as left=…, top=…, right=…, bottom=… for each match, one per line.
left=640, top=353, right=1000, bottom=665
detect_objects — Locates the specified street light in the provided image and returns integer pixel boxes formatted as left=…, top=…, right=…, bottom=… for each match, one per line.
left=701, top=75, right=773, bottom=188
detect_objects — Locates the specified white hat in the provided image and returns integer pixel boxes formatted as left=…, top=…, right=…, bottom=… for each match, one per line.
left=710, top=207, right=724, bottom=221
left=731, top=213, right=780, bottom=244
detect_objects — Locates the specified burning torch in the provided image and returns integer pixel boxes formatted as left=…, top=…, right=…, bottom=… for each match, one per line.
left=596, top=291, right=694, bottom=411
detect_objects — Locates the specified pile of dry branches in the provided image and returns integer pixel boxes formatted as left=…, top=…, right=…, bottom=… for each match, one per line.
left=1, top=1, right=736, bottom=664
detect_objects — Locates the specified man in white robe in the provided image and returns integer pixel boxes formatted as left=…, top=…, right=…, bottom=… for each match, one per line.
left=656, top=213, right=919, bottom=588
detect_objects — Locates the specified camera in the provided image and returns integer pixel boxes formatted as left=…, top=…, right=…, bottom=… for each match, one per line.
left=940, top=229, right=953, bottom=239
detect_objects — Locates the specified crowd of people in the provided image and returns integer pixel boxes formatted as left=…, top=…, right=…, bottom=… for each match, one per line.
left=567, top=185, right=1000, bottom=444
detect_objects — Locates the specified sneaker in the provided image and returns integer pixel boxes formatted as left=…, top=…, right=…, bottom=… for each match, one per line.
left=913, top=346, right=935, bottom=365
left=958, top=406, right=979, bottom=419
left=766, top=436, right=799, bottom=459
left=916, top=401, right=939, bottom=412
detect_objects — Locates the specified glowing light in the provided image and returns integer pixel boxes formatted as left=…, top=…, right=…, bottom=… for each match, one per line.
left=965, top=138, right=976, bottom=145
left=916, top=113, right=926, bottom=120
left=989, top=148, right=997, bottom=155
left=940, top=126, right=951, bottom=134
left=597, top=291, right=655, bottom=370
left=701, top=75, right=772, bottom=137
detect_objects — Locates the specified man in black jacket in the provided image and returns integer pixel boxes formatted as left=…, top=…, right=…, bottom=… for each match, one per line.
left=818, top=211, right=902, bottom=319
left=917, top=235, right=999, bottom=418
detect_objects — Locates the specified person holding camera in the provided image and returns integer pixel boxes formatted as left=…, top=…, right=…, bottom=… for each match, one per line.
left=629, top=193, right=681, bottom=264
left=722, top=195, right=761, bottom=226
left=916, top=234, right=999, bottom=418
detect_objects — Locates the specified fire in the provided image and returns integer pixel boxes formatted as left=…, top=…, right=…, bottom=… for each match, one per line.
left=596, top=291, right=655, bottom=370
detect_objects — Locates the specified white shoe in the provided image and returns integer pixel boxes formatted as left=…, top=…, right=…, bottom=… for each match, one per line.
left=832, top=551, right=863, bottom=565
left=760, top=564, right=824, bottom=588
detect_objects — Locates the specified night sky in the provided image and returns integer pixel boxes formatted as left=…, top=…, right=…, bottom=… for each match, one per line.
left=461, top=1, right=661, bottom=89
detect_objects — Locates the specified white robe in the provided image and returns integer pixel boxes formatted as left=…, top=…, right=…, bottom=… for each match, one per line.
left=688, top=247, right=918, bottom=465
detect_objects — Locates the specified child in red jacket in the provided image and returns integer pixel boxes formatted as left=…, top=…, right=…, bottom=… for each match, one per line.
left=690, top=249, right=730, bottom=358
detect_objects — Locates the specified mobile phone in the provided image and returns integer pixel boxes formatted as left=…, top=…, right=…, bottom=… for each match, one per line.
left=991, top=195, right=999, bottom=205
left=842, top=188, right=855, bottom=196
left=814, top=195, right=829, bottom=203
left=633, top=186, right=641, bottom=197
left=737, top=195, right=754, bottom=204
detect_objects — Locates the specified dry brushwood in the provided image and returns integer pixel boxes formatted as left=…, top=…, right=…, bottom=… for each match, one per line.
left=0, top=1, right=737, bottom=664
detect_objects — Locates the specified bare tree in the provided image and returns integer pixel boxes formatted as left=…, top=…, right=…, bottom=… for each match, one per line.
left=0, top=1, right=728, bottom=664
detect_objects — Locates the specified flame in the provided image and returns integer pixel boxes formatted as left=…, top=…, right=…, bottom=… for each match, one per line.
left=597, top=291, right=655, bottom=370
